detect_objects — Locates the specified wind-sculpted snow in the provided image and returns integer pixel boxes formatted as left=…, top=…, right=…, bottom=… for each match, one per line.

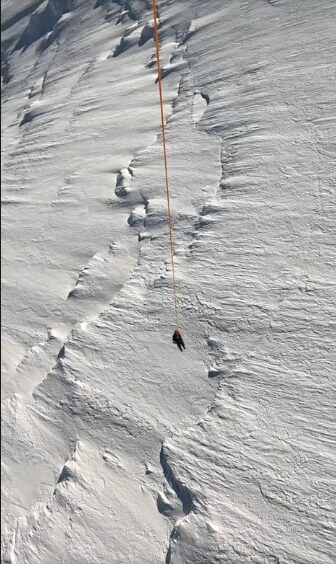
left=2, top=0, right=336, bottom=563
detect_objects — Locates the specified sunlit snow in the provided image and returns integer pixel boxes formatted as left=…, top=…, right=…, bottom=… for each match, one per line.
left=1, top=1, right=335, bottom=563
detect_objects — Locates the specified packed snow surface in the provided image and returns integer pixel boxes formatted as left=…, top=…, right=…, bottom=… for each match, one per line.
left=1, top=1, right=336, bottom=563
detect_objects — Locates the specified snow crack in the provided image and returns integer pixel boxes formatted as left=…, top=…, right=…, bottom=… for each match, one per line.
left=159, top=444, right=194, bottom=516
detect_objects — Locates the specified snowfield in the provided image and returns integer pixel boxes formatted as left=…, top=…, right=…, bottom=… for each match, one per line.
left=1, top=1, right=336, bottom=563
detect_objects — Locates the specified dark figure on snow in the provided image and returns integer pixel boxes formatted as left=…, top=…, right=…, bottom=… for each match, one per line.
left=173, top=329, right=185, bottom=352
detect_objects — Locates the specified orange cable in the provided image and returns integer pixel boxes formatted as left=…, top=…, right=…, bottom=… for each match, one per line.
left=151, top=0, right=179, bottom=329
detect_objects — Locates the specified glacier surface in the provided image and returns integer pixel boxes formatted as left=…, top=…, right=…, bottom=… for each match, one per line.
left=1, top=1, right=335, bottom=563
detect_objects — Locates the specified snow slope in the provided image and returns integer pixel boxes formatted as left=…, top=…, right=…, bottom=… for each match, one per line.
left=2, top=1, right=336, bottom=563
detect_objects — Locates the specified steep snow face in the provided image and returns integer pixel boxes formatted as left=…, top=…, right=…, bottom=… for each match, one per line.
left=1, top=1, right=335, bottom=563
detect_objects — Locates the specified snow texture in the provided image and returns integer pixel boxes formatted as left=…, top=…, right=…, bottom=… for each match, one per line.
left=1, top=0, right=336, bottom=563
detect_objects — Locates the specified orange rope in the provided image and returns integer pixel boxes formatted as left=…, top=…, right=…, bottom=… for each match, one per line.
left=151, top=0, right=179, bottom=329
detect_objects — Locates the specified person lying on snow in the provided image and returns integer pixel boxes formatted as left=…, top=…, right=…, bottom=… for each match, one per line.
left=172, top=329, right=185, bottom=352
